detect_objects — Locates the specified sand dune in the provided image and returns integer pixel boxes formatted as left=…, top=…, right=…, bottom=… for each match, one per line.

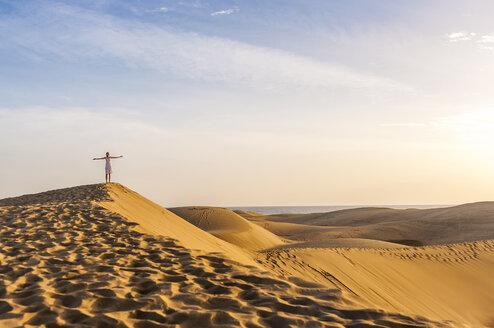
left=238, top=206, right=494, bottom=326
left=169, top=207, right=284, bottom=251
left=167, top=205, right=494, bottom=324
left=243, top=203, right=494, bottom=246
left=0, top=183, right=464, bottom=327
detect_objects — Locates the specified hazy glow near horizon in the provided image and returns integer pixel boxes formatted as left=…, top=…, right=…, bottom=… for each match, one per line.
left=1, top=0, right=494, bottom=206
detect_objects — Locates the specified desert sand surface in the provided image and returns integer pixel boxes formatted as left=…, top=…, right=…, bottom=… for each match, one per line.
left=176, top=204, right=494, bottom=327
left=259, top=241, right=494, bottom=326
left=0, top=183, right=465, bottom=328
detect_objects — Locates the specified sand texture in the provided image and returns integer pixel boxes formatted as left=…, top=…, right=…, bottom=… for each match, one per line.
left=0, top=184, right=490, bottom=327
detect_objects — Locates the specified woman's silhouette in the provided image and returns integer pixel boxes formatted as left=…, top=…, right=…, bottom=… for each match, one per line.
left=93, top=152, right=123, bottom=183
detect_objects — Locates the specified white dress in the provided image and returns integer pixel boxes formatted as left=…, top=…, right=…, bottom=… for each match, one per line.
left=105, top=157, right=112, bottom=174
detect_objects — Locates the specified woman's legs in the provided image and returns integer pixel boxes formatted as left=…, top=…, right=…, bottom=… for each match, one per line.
left=105, top=174, right=109, bottom=183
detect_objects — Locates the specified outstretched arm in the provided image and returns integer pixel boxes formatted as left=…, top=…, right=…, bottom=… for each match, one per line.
left=110, top=156, right=123, bottom=159
left=92, top=157, right=105, bottom=160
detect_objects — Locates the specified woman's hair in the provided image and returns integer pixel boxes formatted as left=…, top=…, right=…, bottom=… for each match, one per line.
left=106, top=152, right=109, bottom=157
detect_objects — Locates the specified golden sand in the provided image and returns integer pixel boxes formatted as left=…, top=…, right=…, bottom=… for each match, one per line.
left=0, top=183, right=490, bottom=327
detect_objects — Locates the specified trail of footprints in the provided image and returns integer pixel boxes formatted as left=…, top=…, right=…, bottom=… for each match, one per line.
left=328, top=240, right=494, bottom=264
left=0, top=186, right=462, bottom=327
left=263, top=239, right=494, bottom=266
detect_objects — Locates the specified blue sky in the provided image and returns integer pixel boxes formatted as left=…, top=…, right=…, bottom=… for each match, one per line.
left=2, top=0, right=494, bottom=205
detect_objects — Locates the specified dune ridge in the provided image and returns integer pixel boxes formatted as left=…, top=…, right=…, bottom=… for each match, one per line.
left=0, top=183, right=464, bottom=327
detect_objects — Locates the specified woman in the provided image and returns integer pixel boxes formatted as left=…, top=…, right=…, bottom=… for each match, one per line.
left=93, top=152, right=123, bottom=183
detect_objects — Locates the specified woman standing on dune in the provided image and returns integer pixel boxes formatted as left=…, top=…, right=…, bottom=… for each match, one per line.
left=93, top=152, right=123, bottom=183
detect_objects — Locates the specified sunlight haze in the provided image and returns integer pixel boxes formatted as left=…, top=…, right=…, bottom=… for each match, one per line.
left=1, top=0, right=494, bottom=206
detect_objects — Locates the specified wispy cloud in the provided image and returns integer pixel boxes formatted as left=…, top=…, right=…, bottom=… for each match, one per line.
left=476, top=34, right=494, bottom=51
left=477, top=34, right=494, bottom=43
left=211, top=7, right=238, bottom=16
left=153, top=7, right=169, bottom=13
left=0, top=3, right=409, bottom=93
left=447, top=31, right=476, bottom=42
left=447, top=31, right=494, bottom=51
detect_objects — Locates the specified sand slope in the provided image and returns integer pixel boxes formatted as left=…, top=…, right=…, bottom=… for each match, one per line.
left=169, top=207, right=284, bottom=251
left=99, top=184, right=258, bottom=266
left=0, top=183, right=461, bottom=327
left=259, top=241, right=494, bottom=327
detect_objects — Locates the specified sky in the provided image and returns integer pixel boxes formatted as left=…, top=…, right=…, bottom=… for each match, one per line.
left=1, top=0, right=494, bottom=206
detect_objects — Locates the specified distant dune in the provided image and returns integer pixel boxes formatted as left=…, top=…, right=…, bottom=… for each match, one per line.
left=0, top=184, right=492, bottom=327
left=245, top=203, right=494, bottom=245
